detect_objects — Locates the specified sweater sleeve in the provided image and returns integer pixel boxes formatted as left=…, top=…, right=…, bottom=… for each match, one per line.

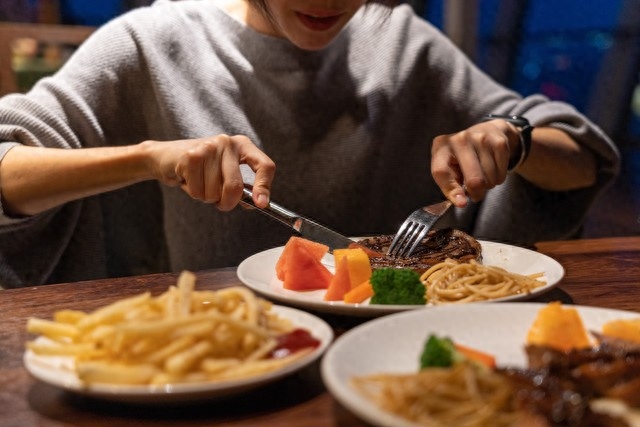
left=0, top=13, right=154, bottom=287
left=472, top=94, right=620, bottom=244
left=404, top=12, right=620, bottom=244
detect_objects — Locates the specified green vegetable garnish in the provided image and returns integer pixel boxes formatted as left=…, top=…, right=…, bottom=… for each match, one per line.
left=419, top=334, right=462, bottom=369
left=369, top=268, right=426, bottom=305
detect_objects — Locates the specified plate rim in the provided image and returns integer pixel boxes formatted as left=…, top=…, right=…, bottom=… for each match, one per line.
left=320, top=302, right=639, bottom=427
left=23, top=305, right=334, bottom=403
left=237, top=240, right=565, bottom=317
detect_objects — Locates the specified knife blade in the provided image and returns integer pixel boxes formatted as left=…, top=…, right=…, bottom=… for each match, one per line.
left=240, top=186, right=356, bottom=252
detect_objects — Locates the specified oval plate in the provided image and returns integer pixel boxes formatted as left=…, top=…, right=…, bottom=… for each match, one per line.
left=237, top=240, right=565, bottom=317
left=321, top=303, right=640, bottom=427
left=24, top=305, right=333, bottom=404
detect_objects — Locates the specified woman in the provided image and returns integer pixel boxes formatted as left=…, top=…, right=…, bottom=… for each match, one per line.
left=0, top=0, right=619, bottom=287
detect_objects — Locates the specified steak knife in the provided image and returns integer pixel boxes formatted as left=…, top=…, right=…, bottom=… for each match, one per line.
left=240, top=185, right=356, bottom=252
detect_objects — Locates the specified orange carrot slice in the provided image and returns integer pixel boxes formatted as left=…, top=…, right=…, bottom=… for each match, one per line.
left=343, top=280, right=373, bottom=304
left=455, top=344, right=496, bottom=368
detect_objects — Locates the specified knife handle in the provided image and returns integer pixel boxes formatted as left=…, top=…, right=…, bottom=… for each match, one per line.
left=241, top=186, right=299, bottom=229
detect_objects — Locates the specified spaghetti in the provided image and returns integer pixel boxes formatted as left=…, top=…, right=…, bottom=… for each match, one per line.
left=351, top=361, right=519, bottom=427
left=420, top=259, right=545, bottom=304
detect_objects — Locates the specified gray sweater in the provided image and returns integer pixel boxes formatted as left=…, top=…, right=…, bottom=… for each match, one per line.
left=0, top=1, right=619, bottom=287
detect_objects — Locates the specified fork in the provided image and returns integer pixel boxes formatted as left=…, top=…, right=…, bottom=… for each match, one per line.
left=386, top=200, right=453, bottom=258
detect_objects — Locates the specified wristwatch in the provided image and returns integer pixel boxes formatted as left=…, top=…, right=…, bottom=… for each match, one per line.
left=481, top=114, right=533, bottom=171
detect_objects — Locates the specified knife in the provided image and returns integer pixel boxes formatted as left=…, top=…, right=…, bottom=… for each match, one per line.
left=240, top=185, right=356, bottom=252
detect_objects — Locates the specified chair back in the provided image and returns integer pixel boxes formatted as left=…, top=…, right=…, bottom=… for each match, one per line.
left=0, top=22, right=94, bottom=96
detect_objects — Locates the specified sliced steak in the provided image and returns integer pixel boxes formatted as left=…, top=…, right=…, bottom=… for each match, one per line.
left=355, top=228, right=482, bottom=274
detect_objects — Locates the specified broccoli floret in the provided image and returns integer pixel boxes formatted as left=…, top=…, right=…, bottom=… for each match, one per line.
left=369, top=268, right=426, bottom=305
left=419, top=334, right=461, bottom=369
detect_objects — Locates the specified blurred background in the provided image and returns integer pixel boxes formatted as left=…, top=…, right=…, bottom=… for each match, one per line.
left=1, top=0, right=639, bottom=238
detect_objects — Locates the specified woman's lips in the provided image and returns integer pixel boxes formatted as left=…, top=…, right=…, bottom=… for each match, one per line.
left=296, top=12, right=342, bottom=31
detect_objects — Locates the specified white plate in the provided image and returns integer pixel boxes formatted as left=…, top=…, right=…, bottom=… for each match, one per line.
left=237, top=240, right=565, bottom=317
left=320, top=303, right=640, bottom=427
left=23, top=306, right=333, bottom=404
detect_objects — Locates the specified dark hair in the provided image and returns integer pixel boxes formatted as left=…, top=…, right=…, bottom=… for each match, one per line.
left=247, top=0, right=400, bottom=22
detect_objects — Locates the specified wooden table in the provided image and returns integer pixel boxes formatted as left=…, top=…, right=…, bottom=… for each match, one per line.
left=2, top=236, right=639, bottom=427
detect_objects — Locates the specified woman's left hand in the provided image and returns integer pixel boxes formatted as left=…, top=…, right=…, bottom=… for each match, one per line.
left=430, top=119, right=521, bottom=208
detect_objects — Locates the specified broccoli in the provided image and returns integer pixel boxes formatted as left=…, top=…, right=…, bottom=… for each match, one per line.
left=369, top=268, right=426, bottom=305
left=419, top=334, right=461, bottom=369
left=419, top=334, right=497, bottom=369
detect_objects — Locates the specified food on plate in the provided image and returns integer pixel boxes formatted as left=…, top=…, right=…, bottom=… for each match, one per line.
left=274, top=236, right=375, bottom=303
left=420, top=258, right=545, bottom=304
left=356, top=228, right=483, bottom=274
left=324, top=248, right=372, bottom=302
left=324, top=256, right=352, bottom=301
left=275, top=236, right=329, bottom=281
left=274, top=234, right=546, bottom=306
left=601, top=318, right=640, bottom=344
left=353, top=336, right=514, bottom=426
left=351, top=303, right=640, bottom=427
left=518, top=304, right=640, bottom=410
left=352, top=360, right=519, bottom=427
left=25, top=271, right=321, bottom=386
left=343, top=280, right=374, bottom=304
left=369, top=268, right=426, bottom=305
left=503, top=341, right=640, bottom=425
left=332, top=248, right=372, bottom=290
left=526, top=301, right=593, bottom=350
left=276, top=237, right=333, bottom=290
left=420, top=334, right=496, bottom=369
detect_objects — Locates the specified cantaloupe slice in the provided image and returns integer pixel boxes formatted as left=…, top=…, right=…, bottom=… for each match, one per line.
left=324, top=257, right=351, bottom=301
left=601, top=318, right=640, bottom=343
left=281, top=240, right=333, bottom=291
left=333, top=248, right=372, bottom=290
left=526, top=302, right=592, bottom=350
left=276, top=236, right=329, bottom=281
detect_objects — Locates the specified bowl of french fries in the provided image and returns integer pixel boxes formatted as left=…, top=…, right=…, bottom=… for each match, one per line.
left=24, top=271, right=333, bottom=403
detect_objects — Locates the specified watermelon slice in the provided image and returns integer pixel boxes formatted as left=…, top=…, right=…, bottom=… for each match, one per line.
left=281, top=239, right=333, bottom=291
left=276, top=236, right=329, bottom=281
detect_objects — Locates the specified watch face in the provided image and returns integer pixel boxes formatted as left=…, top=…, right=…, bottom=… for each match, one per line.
left=486, top=114, right=530, bottom=127
left=510, top=118, right=530, bottom=127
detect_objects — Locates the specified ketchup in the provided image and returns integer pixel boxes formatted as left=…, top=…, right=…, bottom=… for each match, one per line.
left=270, top=328, right=320, bottom=359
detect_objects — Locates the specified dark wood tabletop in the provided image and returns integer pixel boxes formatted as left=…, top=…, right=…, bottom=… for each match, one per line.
left=2, top=236, right=639, bottom=427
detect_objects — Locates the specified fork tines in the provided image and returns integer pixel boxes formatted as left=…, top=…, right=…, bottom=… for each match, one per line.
left=387, top=220, right=430, bottom=259
left=387, top=201, right=452, bottom=258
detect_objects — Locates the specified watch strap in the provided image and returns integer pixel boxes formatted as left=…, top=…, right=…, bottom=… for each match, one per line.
left=481, top=114, right=533, bottom=171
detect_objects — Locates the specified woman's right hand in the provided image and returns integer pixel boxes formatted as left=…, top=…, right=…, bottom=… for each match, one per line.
left=145, top=134, right=276, bottom=211
left=0, top=134, right=274, bottom=217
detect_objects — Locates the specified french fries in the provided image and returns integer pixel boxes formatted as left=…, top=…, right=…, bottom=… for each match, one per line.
left=26, top=271, right=312, bottom=386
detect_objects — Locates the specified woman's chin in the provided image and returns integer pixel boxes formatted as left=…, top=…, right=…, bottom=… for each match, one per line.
left=288, top=31, right=342, bottom=51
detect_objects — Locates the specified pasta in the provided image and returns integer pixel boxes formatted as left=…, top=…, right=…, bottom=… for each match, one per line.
left=351, top=361, right=520, bottom=427
left=26, top=271, right=317, bottom=385
left=420, top=259, right=545, bottom=304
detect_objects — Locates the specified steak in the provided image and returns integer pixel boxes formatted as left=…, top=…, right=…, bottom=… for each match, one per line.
left=355, top=228, right=482, bottom=274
